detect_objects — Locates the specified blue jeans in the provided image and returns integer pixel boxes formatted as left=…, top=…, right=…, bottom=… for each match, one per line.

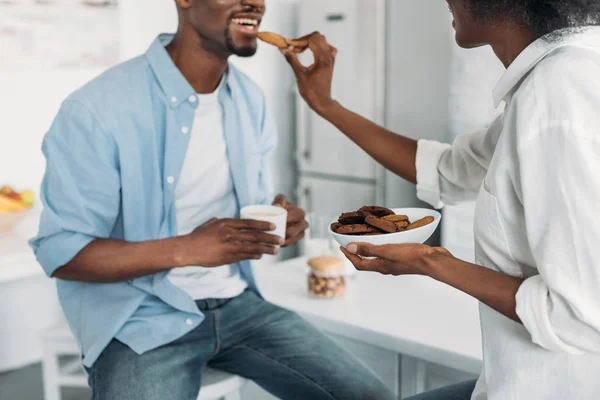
left=404, top=380, right=477, bottom=400
left=87, top=290, right=395, bottom=400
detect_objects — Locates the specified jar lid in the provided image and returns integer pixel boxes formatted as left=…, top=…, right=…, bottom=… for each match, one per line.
left=307, top=256, right=344, bottom=274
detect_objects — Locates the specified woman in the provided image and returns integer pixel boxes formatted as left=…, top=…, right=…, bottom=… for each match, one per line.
left=282, top=1, right=600, bottom=399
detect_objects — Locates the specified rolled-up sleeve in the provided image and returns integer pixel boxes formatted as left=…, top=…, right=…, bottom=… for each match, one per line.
left=255, top=95, right=277, bottom=206
left=416, top=114, right=503, bottom=208
left=515, top=120, right=600, bottom=354
left=30, top=100, right=121, bottom=277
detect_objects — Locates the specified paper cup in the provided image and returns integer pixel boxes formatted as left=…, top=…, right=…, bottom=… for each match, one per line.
left=240, top=205, right=288, bottom=239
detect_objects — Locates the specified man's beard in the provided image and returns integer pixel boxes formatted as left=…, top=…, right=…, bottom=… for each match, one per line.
left=225, top=26, right=257, bottom=57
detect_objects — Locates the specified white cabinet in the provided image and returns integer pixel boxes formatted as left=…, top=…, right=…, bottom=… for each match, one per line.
left=331, top=334, right=400, bottom=396
left=400, top=355, right=479, bottom=398
left=297, top=176, right=376, bottom=214
left=296, top=0, right=383, bottom=180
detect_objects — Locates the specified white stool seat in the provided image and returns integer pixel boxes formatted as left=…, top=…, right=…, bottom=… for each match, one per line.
left=42, top=320, right=247, bottom=400
left=198, top=369, right=246, bottom=400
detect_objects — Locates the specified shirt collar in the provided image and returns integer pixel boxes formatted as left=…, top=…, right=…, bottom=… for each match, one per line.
left=145, top=34, right=238, bottom=108
left=493, top=26, right=600, bottom=107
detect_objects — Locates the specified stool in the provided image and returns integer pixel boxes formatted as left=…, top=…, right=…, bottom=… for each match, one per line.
left=41, top=321, right=247, bottom=400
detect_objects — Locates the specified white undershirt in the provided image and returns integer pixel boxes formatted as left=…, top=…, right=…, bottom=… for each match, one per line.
left=168, top=80, right=248, bottom=300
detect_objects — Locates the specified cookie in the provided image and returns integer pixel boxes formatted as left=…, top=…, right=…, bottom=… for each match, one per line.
left=405, top=216, right=435, bottom=231
left=359, top=206, right=395, bottom=218
left=330, top=222, right=343, bottom=233
left=364, top=215, right=400, bottom=233
left=338, top=211, right=368, bottom=225
left=257, top=32, right=288, bottom=48
left=336, top=224, right=379, bottom=235
left=383, top=214, right=409, bottom=222
left=394, top=220, right=409, bottom=230
left=258, top=32, right=308, bottom=49
left=286, top=38, right=309, bottom=48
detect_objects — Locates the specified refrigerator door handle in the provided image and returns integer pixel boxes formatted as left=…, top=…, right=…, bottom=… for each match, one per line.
left=326, top=13, right=345, bottom=22
left=296, top=95, right=312, bottom=164
left=303, top=185, right=313, bottom=213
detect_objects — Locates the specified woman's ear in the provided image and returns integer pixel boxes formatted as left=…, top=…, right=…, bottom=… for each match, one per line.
left=174, top=0, right=193, bottom=10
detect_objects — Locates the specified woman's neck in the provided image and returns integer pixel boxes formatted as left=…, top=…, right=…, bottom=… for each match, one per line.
left=489, top=25, right=536, bottom=68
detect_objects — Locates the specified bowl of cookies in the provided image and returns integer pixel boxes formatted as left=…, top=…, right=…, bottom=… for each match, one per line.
left=329, top=206, right=441, bottom=248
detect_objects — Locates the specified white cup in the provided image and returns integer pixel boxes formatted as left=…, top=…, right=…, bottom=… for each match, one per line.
left=240, top=205, right=288, bottom=240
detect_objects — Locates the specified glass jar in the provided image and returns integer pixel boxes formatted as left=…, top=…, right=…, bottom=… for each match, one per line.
left=307, top=256, right=346, bottom=299
left=302, top=213, right=357, bottom=278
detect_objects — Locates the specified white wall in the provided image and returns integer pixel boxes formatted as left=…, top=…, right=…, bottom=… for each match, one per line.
left=0, top=69, right=107, bottom=235
left=119, top=0, right=178, bottom=59
left=0, top=0, right=298, bottom=238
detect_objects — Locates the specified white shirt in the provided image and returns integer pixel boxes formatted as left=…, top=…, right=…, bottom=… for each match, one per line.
left=168, top=80, right=248, bottom=300
left=417, top=27, right=600, bottom=399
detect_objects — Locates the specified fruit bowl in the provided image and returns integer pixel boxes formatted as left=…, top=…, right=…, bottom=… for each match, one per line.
left=329, top=208, right=442, bottom=248
left=0, top=185, right=35, bottom=233
left=0, top=210, right=29, bottom=234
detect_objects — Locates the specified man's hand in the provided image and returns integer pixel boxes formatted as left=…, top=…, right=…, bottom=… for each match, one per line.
left=179, top=218, right=285, bottom=267
left=273, top=194, right=309, bottom=247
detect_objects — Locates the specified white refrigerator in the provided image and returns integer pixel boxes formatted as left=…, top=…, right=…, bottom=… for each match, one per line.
left=295, top=0, right=386, bottom=215
left=296, top=0, right=454, bottom=238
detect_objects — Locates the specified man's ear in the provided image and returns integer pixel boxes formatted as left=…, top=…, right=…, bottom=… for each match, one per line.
left=174, top=0, right=193, bottom=10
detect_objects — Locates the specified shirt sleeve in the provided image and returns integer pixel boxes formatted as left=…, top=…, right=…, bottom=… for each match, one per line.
left=416, top=114, right=503, bottom=208
left=255, top=95, right=278, bottom=206
left=515, top=120, right=600, bottom=354
left=29, top=100, right=121, bottom=277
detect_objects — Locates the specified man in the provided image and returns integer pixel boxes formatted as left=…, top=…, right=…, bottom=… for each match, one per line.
left=31, top=0, right=394, bottom=399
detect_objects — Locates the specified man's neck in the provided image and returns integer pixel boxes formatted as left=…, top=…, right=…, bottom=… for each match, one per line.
left=166, top=28, right=229, bottom=94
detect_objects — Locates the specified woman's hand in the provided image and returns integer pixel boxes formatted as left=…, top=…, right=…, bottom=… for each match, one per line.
left=282, top=32, right=338, bottom=115
left=340, top=242, right=447, bottom=276
left=342, top=242, right=525, bottom=323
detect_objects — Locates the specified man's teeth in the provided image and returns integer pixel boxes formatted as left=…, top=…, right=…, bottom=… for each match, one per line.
left=232, top=18, right=259, bottom=27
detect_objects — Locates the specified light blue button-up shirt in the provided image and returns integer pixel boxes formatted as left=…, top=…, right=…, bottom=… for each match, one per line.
left=30, top=34, right=277, bottom=368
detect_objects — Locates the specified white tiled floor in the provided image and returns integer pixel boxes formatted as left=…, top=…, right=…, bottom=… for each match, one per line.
left=0, top=363, right=277, bottom=400
left=0, top=363, right=89, bottom=400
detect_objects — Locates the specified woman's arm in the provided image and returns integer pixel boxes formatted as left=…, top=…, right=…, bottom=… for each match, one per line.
left=283, top=33, right=418, bottom=183
left=342, top=244, right=524, bottom=323
left=318, top=101, right=418, bottom=184
left=284, top=33, right=499, bottom=205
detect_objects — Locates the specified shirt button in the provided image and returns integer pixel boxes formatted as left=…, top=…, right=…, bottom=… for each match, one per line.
left=189, top=95, right=197, bottom=103
left=171, top=96, right=177, bottom=103
left=185, top=318, right=193, bottom=326
left=167, top=176, right=175, bottom=184
left=181, top=126, right=189, bottom=134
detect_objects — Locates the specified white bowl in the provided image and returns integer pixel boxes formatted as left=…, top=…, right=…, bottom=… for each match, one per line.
left=0, top=210, right=29, bottom=234
left=329, top=208, right=442, bottom=248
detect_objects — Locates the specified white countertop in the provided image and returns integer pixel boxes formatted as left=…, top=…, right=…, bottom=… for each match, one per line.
left=254, top=257, right=483, bottom=374
left=0, top=231, right=40, bottom=282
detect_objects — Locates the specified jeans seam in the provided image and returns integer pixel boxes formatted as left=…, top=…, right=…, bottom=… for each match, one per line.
left=232, top=345, right=337, bottom=400
left=213, top=310, right=221, bottom=357
left=89, top=365, right=96, bottom=400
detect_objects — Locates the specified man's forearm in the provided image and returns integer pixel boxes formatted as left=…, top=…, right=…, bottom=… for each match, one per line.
left=53, top=236, right=187, bottom=283
left=319, top=101, right=418, bottom=184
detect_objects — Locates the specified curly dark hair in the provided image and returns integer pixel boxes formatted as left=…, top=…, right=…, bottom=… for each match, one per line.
left=464, top=0, right=600, bottom=40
